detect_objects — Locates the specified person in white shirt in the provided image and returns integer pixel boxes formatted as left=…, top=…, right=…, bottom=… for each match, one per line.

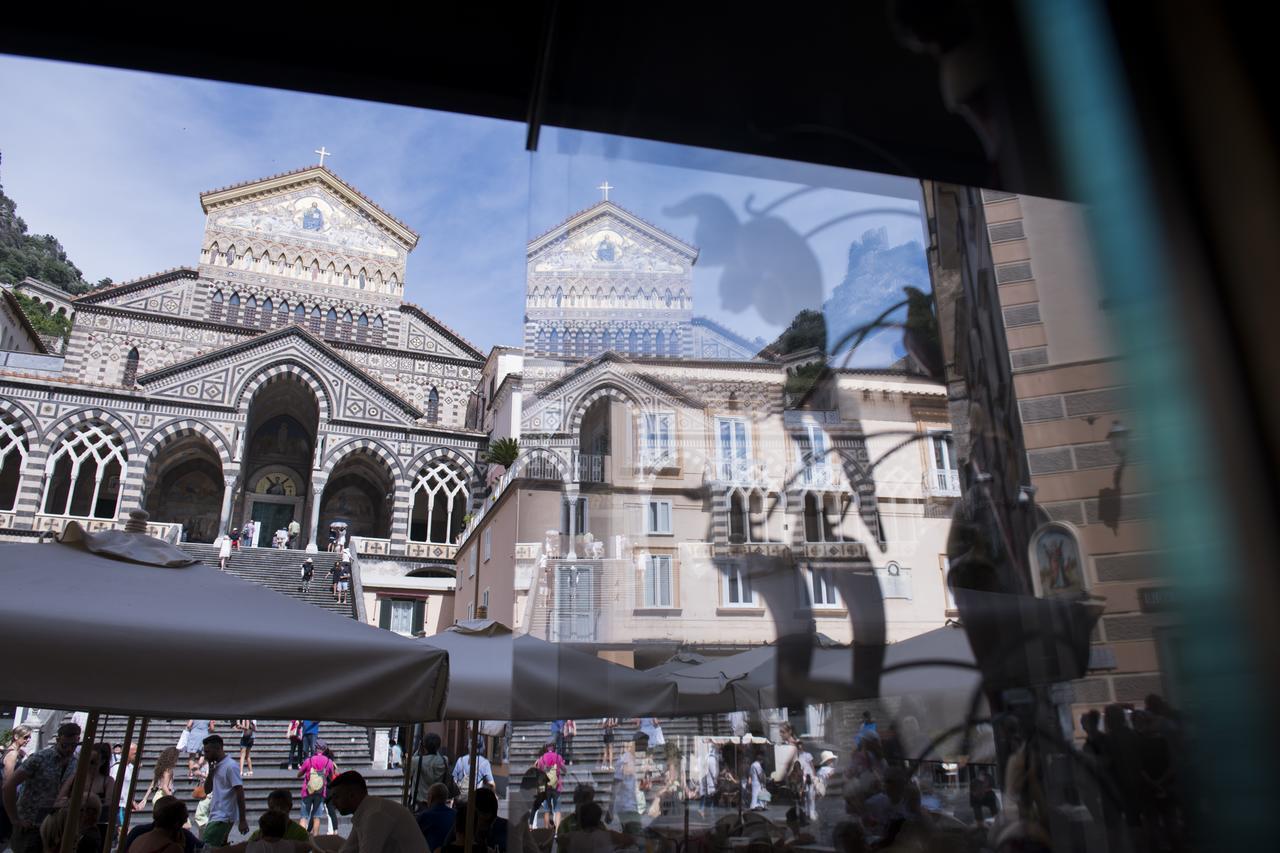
left=451, top=747, right=495, bottom=794
left=327, top=771, right=426, bottom=853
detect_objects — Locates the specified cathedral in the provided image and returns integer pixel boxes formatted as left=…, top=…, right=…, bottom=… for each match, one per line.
left=0, top=164, right=486, bottom=574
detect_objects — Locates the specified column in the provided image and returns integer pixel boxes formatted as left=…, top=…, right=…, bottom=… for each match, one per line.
left=565, top=487, right=579, bottom=560
left=217, top=472, right=237, bottom=538
left=305, top=481, right=325, bottom=553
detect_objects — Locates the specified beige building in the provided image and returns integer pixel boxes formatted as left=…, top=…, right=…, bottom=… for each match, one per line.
left=454, top=199, right=955, bottom=668
left=982, top=189, right=1170, bottom=720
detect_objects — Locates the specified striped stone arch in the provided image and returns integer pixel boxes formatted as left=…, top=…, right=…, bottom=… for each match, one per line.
left=404, top=445, right=480, bottom=484
left=140, top=419, right=234, bottom=468
left=510, top=448, right=572, bottom=484
left=321, top=437, right=405, bottom=481
left=566, top=382, right=647, bottom=435
left=0, top=398, right=41, bottom=448
left=234, top=360, right=336, bottom=421
left=41, top=407, right=141, bottom=457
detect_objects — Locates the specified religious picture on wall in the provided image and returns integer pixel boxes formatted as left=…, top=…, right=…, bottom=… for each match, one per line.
left=255, top=473, right=296, bottom=496
left=1029, top=522, right=1086, bottom=597
left=302, top=201, right=324, bottom=231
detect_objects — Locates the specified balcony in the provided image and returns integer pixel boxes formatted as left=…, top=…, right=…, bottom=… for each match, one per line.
left=717, top=458, right=769, bottom=485
left=926, top=468, right=962, bottom=497
left=797, top=462, right=843, bottom=489
left=573, top=452, right=606, bottom=483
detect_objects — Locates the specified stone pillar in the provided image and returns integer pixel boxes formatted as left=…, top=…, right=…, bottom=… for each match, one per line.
left=217, top=472, right=238, bottom=538
left=305, top=481, right=325, bottom=553
left=565, top=487, right=579, bottom=560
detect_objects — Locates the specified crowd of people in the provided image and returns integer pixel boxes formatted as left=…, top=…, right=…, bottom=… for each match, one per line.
left=2, top=695, right=1187, bottom=853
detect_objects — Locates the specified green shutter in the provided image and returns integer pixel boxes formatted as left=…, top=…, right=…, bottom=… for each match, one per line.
left=378, top=599, right=392, bottom=630
left=412, top=600, right=426, bottom=636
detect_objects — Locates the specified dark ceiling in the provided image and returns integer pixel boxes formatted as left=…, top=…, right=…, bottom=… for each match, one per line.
left=0, top=3, right=1065, bottom=199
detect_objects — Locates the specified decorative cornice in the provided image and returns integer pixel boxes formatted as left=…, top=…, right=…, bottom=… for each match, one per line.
left=2, top=290, right=51, bottom=355
left=398, top=302, right=484, bottom=361
left=527, top=200, right=699, bottom=261
left=199, top=166, right=419, bottom=250
left=136, top=324, right=423, bottom=418
left=74, top=268, right=199, bottom=304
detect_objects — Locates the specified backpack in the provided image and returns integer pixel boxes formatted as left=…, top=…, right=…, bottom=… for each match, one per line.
left=306, top=760, right=329, bottom=795
left=419, top=754, right=460, bottom=800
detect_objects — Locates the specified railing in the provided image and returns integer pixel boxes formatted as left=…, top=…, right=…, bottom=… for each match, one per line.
left=573, top=452, right=605, bottom=483
left=717, top=458, right=768, bottom=484
left=797, top=462, right=843, bottom=488
left=523, top=455, right=565, bottom=481
left=30, top=514, right=182, bottom=542
left=926, top=468, right=962, bottom=496
left=405, top=540, right=458, bottom=560
left=350, top=536, right=392, bottom=556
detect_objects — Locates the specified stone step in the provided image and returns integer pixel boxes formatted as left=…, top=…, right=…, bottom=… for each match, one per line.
left=179, top=544, right=355, bottom=617
left=98, top=718, right=374, bottom=768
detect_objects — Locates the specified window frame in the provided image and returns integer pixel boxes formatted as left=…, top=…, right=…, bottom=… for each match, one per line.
left=640, top=411, right=676, bottom=468
left=646, top=499, right=673, bottom=535
left=714, top=416, right=752, bottom=480
left=721, top=562, right=758, bottom=608
left=641, top=553, right=675, bottom=608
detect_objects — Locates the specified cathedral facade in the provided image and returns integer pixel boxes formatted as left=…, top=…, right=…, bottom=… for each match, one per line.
left=0, top=166, right=485, bottom=573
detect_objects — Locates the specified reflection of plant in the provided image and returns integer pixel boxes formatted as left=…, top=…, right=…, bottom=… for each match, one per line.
left=482, top=437, right=520, bottom=468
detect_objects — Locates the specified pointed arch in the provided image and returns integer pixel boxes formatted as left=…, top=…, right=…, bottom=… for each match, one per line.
left=426, top=387, right=440, bottom=424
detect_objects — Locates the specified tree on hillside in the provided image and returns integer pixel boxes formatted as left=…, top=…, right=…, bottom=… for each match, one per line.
left=0, top=153, right=92, bottom=294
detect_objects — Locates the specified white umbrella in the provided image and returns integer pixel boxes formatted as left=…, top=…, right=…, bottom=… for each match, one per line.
left=0, top=523, right=450, bottom=724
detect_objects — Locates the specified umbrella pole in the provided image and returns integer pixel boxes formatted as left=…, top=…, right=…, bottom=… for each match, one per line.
left=115, top=719, right=148, bottom=853
left=401, top=723, right=417, bottom=807
left=462, top=721, right=479, bottom=853
left=102, top=716, right=137, bottom=853
left=60, top=711, right=99, bottom=853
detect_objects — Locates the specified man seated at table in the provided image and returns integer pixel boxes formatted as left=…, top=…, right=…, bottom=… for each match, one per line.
left=326, top=771, right=426, bottom=853
left=415, top=784, right=455, bottom=853
left=125, top=797, right=200, bottom=853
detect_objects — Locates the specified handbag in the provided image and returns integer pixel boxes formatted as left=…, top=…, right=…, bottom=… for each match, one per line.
left=176, top=730, right=189, bottom=752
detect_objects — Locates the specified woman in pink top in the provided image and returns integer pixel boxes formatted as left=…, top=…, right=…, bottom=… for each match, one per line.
left=533, top=742, right=567, bottom=829
left=296, top=744, right=337, bottom=834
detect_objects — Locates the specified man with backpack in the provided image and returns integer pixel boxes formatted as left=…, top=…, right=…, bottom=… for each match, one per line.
left=410, top=733, right=457, bottom=810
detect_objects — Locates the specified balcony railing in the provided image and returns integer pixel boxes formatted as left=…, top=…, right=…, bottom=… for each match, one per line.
left=797, top=462, right=843, bottom=489
left=926, top=468, right=961, bottom=497
left=718, top=458, right=769, bottom=485
left=574, top=452, right=605, bottom=483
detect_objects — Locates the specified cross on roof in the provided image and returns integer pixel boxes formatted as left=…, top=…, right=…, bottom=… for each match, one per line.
left=315, top=146, right=332, bottom=167
left=598, top=181, right=614, bottom=201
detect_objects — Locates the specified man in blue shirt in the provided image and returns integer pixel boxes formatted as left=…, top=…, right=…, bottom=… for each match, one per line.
left=301, top=721, right=320, bottom=758
left=415, top=783, right=455, bottom=852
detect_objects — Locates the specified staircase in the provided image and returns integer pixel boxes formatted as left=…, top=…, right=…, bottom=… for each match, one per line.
left=73, top=545, right=393, bottom=839
left=508, top=716, right=731, bottom=814
left=181, top=544, right=355, bottom=617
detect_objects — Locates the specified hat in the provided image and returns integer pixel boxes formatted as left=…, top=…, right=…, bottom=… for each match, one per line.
left=819, top=750, right=838, bottom=766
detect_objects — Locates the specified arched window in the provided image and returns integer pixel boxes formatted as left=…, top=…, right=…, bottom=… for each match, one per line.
left=326, top=263, right=337, bottom=284
left=122, top=347, right=140, bottom=386
left=42, top=422, right=127, bottom=519
left=665, top=289, right=673, bottom=307
left=226, top=245, right=236, bottom=266
left=310, top=261, right=320, bottom=281
left=262, top=297, right=273, bottom=314
left=628, top=330, right=639, bottom=353
left=426, top=387, right=441, bottom=423
left=373, top=315, right=384, bottom=329
left=246, top=296, right=257, bottom=311
left=229, top=293, right=241, bottom=306
left=294, top=258, right=303, bottom=276
left=358, top=270, right=366, bottom=289
left=0, top=412, right=30, bottom=511
left=554, top=287, right=563, bottom=308
left=296, top=304, right=307, bottom=321
left=212, top=290, right=224, bottom=304
left=409, top=459, right=469, bottom=544
left=728, top=489, right=748, bottom=544
left=390, top=274, right=398, bottom=291
left=358, top=313, right=369, bottom=327
left=549, top=328, right=560, bottom=355
left=342, top=267, right=351, bottom=287
left=342, top=309, right=353, bottom=324
left=656, top=330, right=665, bottom=355
left=208, top=243, right=220, bottom=264
left=311, top=306, right=322, bottom=320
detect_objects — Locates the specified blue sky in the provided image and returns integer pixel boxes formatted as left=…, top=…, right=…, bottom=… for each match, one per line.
left=0, top=55, right=930, bottom=358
